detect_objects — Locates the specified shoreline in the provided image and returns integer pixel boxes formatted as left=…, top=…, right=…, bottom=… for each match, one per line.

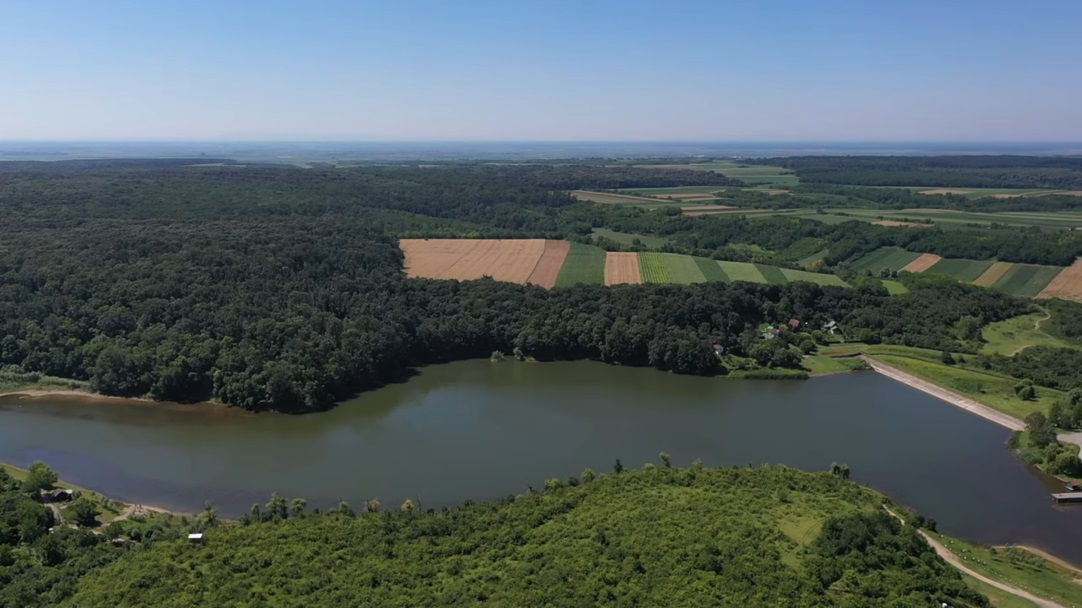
left=861, top=356, right=1026, bottom=431
left=0, top=387, right=154, bottom=403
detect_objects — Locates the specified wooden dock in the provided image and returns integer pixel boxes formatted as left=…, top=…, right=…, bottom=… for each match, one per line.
left=1051, top=493, right=1082, bottom=503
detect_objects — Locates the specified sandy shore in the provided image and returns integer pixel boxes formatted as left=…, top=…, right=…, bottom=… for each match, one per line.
left=862, top=356, right=1025, bottom=431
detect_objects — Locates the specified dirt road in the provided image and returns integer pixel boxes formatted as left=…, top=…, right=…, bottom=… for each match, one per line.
left=882, top=506, right=1065, bottom=608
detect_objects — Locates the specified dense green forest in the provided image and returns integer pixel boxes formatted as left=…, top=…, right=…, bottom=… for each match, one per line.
left=0, top=161, right=1033, bottom=412
left=44, top=465, right=985, bottom=608
left=746, top=155, right=1082, bottom=188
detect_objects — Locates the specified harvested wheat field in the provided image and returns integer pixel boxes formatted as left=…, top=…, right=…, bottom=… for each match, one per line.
left=974, top=261, right=1013, bottom=286
left=901, top=253, right=943, bottom=273
left=525, top=240, right=571, bottom=288
left=681, top=204, right=733, bottom=212
left=400, top=239, right=547, bottom=283
left=1037, top=258, right=1082, bottom=302
left=656, top=192, right=718, bottom=201
left=873, top=220, right=931, bottom=228
left=604, top=252, right=642, bottom=285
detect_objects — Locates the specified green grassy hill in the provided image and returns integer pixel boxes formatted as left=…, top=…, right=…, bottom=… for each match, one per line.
left=62, top=466, right=988, bottom=608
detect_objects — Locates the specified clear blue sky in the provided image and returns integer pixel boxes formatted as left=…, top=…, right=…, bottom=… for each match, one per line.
left=2, top=0, right=1080, bottom=141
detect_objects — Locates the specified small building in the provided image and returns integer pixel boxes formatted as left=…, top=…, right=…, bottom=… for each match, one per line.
left=48, top=489, right=77, bottom=502
left=822, top=320, right=841, bottom=335
left=712, top=343, right=725, bottom=355
left=187, top=533, right=204, bottom=544
left=788, top=318, right=801, bottom=330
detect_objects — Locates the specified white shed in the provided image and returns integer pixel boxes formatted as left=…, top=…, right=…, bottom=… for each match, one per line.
left=187, top=533, right=204, bottom=544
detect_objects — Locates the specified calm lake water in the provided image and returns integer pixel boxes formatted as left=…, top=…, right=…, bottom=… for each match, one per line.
left=1, top=360, right=1079, bottom=563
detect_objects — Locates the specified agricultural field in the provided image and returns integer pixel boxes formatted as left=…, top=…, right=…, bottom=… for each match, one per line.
left=631, top=160, right=798, bottom=187
left=1037, top=258, right=1082, bottom=302
left=604, top=252, right=642, bottom=285
left=900, top=253, right=942, bottom=273
left=850, top=247, right=922, bottom=274
left=555, top=242, right=607, bottom=287
left=590, top=228, right=669, bottom=248
left=569, top=190, right=682, bottom=206
left=717, top=260, right=768, bottom=283
left=682, top=207, right=769, bottom=216
left=400, top=239, right=547, bottom=283
left=924, top=258, right=993, bottom=282
left=526, top=240, right=571, bottom=288
left=754, top=263, right=789, bottom=285
left=974, top=261, right=1013, bottom=287
left=636, top=252, right=673, bottom=284
left=779, top=268, right=849, bottom=287
left=751, top=207, right=1082, bottom=231
left=637, top=252, right=708, bottom=284
left=694, top=257, right=729, bottom=281
left=400, top=239, right=851, bottom=290
left=994, top=264, right=1063, bottom=298
left=907, top=187, right=1082, bottom=199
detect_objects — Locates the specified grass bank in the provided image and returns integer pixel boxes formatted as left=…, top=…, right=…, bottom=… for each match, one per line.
left=821, top=343, right=1062, bottom=420
left=933, top=533, right=1082, bottom=608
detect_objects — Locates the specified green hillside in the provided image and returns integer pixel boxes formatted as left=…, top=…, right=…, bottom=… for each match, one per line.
left=63, top=466, right=987, bottom=608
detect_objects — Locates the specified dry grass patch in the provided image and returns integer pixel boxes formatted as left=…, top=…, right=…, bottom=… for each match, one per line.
left=1037, top=258, right=1082, bottom=302
left=974, top=262, right=1013, bottom=287
left=526, top=240, right=571, bottom=288
left=604, top=252, right=642, bottom=285
left=900, top=253, right=943, bottom=273
left=919, top=189, right=972, bottom=195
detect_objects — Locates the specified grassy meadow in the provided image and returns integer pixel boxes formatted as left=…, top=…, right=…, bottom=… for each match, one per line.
left=590, top=228, right=670, bottom=248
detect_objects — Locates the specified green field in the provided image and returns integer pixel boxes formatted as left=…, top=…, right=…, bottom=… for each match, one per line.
left=754, top=263, right=790, bottom=285
left=632, top=160, right=798, bottom=187
left=590, top=228, right=669, bottom=248
left=925, top=258, right=993, bottom=282
left=850, top=247, right=923, bottom=273
left=717, top=260, right=768, bottom=283
left=780, top=268, right=849, bottom=287
left=554, top=242, right=606, bottom=287
left=694, top=257, right=729, bottom=281
left=619, top=185, right=725, bottom=195
left=637, top=252, right=674, bottom=283
left=993, top=264, right=1063, bottom=297
left=881, top=280, right=909, bottom=295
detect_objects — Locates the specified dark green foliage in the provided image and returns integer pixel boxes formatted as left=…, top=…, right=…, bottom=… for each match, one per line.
left=68, top=498, right=99, bottom=528
left=0, top=163, right=1035, bottom=411
left=751, top=155, right=1082, bottom=189
left=982, top=346, right=1082, bottom=392
left=63, top=466, right=985, bottom=608
left=22, top=462, right=58, bottom=494
left=1044, top=300, right=1082, bottom=344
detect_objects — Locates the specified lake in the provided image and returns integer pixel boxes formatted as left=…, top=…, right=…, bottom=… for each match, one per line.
left=1, top=360, right=1080, bottom=563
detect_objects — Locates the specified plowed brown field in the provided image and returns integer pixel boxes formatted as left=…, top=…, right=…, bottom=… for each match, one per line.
left=901, top=253, right=943, bottom=273
left=400, top=239, right=546, bottom=283
left=1037, top=258, right=1082, bottom=302
left=604, top=252, right=642, bottom=285
left=974, top=261, right=1013, bottom=286
left=526, top=240, right=571, bottom=288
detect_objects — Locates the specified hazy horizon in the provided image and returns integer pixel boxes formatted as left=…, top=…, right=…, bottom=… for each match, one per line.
left=3, top=0, right=1080, bottom=142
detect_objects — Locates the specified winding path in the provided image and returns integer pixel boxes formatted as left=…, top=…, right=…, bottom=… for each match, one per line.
left=883, top=507, right=1065, bottom=608
left=1010, top=309, right=1054, bottom=356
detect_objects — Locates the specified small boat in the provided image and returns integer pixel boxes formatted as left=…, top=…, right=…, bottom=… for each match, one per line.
left=1065, top=482, right=1082, bottom=492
